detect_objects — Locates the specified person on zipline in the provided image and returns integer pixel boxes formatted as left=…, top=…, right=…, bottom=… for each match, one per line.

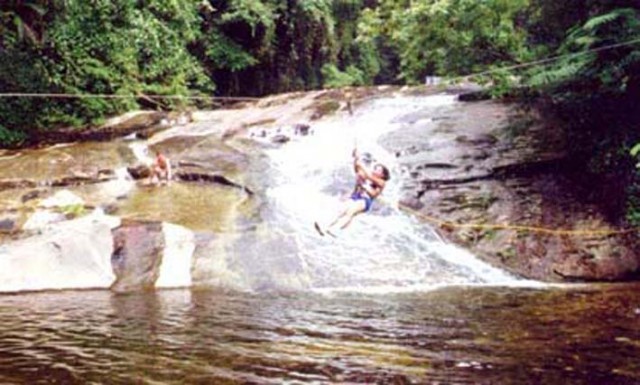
left=316, top=148, right=390, bottom=237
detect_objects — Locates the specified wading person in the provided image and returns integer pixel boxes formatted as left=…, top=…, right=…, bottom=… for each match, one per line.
left=150, top=151, right=171, bottom=185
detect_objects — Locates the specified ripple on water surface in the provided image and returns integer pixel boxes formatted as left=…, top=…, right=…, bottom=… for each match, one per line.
left=2, top=285, right=640, bottom=384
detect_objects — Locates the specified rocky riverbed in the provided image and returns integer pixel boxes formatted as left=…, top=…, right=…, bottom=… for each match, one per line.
left=381, top=95, right=639, bottom=281
left=0, top=85, right=638, bottom=292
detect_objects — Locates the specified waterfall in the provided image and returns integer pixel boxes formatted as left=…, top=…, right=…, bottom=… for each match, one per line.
left=258, top=93, right=535, bottom=292
left=129, top=141, right=153, bottom=165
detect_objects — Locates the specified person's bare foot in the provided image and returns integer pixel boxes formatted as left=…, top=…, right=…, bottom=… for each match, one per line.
left=314, top=222, right=324, bottom=236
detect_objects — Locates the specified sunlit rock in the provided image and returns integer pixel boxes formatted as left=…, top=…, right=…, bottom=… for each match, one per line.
left=0, top=212, right=119, bottom=292
left=156, top=223, right=195, bottom=288
left=40, top=190, right=85, bottom=208
left=22, top=210, right=66, bottom=230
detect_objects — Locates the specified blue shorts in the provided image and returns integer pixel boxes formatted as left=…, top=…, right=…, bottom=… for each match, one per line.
left=351, top=192, right=373, bottom=212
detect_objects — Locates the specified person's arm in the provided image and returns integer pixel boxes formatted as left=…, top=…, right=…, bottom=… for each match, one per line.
left=360, top=182, right=382, bottom=199
left=166, top=160, right=172, bottom=181
left=352, top=148, right=361, bottom=172
left=359, top=167, right=386, bottom=189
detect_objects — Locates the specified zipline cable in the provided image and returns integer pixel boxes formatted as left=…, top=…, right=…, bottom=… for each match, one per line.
left=1, top=38, right=639, bottom=237
left=1, top=37, right=639, bottom=101
left=398, top=204, right=639, bottom=236
left=446, top=37, right=640, bottom=82
left=0, top=92, right=261, bottom=101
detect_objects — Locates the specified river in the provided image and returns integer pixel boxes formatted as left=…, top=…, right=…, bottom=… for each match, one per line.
left=1, top=92, right=639, bottom=383
left=2, top=285, right=640, bottom=384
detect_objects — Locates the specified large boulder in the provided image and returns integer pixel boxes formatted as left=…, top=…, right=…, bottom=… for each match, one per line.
left=110, top=220, right=196, bottom=292
left=111, top=220, right=165, bottom=292
left=0, top=211, right=119, bottom=292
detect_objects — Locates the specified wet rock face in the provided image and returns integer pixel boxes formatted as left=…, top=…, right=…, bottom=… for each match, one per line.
left=294, top=123, right=310, bottom=136
left=111, top=220, right=165, bottom=292
left=21, top=190, right=45, bottom=203
left=271, top=134, right=290, bottom=144
left=553, top=242, right=640, bottom=281
left=247, top=122, right=313, bottom=147
left=126, top=164, right=151, bottom=180
left=0, top=216, right=17, bottom=232
left=33, top=111, right=172, bottom=145
left=385, top=99, right=639, bottom=282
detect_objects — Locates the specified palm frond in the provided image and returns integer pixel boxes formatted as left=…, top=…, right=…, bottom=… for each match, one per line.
left=24, top=3, right=46, bottom=17
left=527, top=59, right=589, bottom=88
left=582, top=10, right=622, bottom=31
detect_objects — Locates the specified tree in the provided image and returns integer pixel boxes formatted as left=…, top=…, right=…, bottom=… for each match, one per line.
left=0, top=0, right=47, bottom=45
left=0, top=0, right=212, bottom=146
left=524, top=6, right=640, bottom=223
left=358, top=0, right=532, bottom=84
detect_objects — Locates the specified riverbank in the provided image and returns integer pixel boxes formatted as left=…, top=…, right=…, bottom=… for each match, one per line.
left=0, top=85, right=638, bottom=287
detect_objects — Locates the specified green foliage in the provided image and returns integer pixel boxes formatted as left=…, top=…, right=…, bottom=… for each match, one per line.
left=0, top=0, right=213, bottom=146
left=321, top=64, right=364, bottom=88
left=329, top=0, right=381, bottom=86
left=281, top=0, right=336, bottom=90
left=204, top=34, right=259, bottom=72
left=199, top=0, right=339, bottom=95
left=626, top=181, right=640, bottom=226
left=198, top=0, right=275, bottom=88
left=0, top=0, right=47, bottom=44
left=631, top=143, right=640, bottom=158
left=358, top=0, right=532, bottom=84
left=0, top=125, right=27, bottom=146
left=526, top=8, right=640, bottom=95
left=60, top=203, right=86, bottom=218
left=523, top=5, right=640, bottom=223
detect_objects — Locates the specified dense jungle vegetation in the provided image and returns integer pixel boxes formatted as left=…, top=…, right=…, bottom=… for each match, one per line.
left=1, top=0, right=639, bottom=222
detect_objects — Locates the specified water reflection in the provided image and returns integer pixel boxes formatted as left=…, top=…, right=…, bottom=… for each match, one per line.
left=2, top=284, right=640, bottom=384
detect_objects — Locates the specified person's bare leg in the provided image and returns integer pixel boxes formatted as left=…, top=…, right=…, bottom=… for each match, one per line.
left=149, top=166, right=160, bottom=185
left=332, top=212, right=355, bottom=231
left=159, top=170, right=169, bottom=186
left=326, top=206, right=349, bottom=230
left=326, top=200, right=366, bottom=234
left=336, top=204, right=366, bottom=229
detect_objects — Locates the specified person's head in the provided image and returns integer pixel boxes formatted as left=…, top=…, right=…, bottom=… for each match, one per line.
left=373, top=163, right=390, bottom=181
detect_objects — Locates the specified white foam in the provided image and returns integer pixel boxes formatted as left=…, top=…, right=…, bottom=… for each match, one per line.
left=262, top=93, right=534, bottom=292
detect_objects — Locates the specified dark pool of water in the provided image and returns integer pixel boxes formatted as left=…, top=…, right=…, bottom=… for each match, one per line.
left=1, top=284, right=640, bottom=384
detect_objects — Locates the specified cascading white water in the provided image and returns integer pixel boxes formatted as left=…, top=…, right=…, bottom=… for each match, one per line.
left=129, top=141, right=153, bottom=166
left=262, top=93, right=538, bottom=292
left=0, top=94, right=543, bottom=294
